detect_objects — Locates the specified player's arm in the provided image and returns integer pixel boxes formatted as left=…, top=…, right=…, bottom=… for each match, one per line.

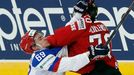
left=32, top=51, right=90, bottom=72
left=46, top=20, right=86, bottom=47
left=52, top=52, right=90, bottom=72
left=46, top=14, right=92, bottom=47
left=31, top=45, right=109, bottom=73
left=55, top=44, right=110, bottom=72
left=46, top=0, right=89, bottom=47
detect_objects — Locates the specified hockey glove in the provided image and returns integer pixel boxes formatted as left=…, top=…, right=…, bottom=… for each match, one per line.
left=74, top=0, right=88, bottom=14
left=88, top=44, right=109, bottom=60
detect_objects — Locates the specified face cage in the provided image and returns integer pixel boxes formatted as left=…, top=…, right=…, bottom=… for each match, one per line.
left=30, top=31, right=44, bottom=48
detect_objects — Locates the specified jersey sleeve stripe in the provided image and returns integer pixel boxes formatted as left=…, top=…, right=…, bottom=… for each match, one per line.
left=48, top=57, right=61, bottom=72
left=53, top=58, right=62, bottom=72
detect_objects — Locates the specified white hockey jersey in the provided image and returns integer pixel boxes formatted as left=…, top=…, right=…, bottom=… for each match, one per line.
left=28, top=46, right=90, bottom=75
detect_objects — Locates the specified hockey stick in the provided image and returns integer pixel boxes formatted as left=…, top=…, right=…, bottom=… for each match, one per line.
left=104, top=0, right=134, bottom=47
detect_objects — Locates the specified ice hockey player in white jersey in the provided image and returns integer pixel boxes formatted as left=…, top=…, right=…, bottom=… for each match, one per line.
left=20, top=30, right=91, bottom=75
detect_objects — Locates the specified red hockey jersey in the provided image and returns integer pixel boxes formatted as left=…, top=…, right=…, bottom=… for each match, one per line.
left=46, top=15, right=118, bottom=74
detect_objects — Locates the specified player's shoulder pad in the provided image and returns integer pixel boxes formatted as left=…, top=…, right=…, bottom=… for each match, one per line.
left=49, top=47, right=62, bottom=56
left=31, top=48, right=51, bottom=67
left=31, top=47, right=62, bottom=67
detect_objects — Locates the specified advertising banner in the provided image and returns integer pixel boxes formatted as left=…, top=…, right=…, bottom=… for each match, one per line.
left=0, top=0, right=134, bottom=60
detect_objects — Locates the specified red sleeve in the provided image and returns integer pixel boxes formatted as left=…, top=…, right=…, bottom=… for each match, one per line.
left=46, top=18, right=89, bottom=47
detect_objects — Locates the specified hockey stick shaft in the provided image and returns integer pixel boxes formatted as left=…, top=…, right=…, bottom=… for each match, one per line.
left=104, top=0, right=134, bottom=46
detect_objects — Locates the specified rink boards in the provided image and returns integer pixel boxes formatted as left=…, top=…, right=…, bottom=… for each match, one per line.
left=0, top=60, right=133, bottom=75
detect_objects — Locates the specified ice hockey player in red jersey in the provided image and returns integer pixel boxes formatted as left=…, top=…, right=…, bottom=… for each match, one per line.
left=20, top=0, right=122, bottom=75
left=45, top=0, right=122, bottom=75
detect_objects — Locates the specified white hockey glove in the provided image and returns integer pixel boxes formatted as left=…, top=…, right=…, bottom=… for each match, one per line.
left=88, top=44, right=109, bottom=60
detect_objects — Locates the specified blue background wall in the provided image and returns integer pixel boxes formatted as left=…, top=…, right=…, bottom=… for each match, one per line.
left=0, top=0, right=134, bottom=60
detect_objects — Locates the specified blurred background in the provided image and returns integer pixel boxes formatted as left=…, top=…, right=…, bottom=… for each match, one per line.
left=0, top=0, right=134, bottom=75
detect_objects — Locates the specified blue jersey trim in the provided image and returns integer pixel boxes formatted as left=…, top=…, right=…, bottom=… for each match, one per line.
left=32, top=47, right=62, bottom=67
